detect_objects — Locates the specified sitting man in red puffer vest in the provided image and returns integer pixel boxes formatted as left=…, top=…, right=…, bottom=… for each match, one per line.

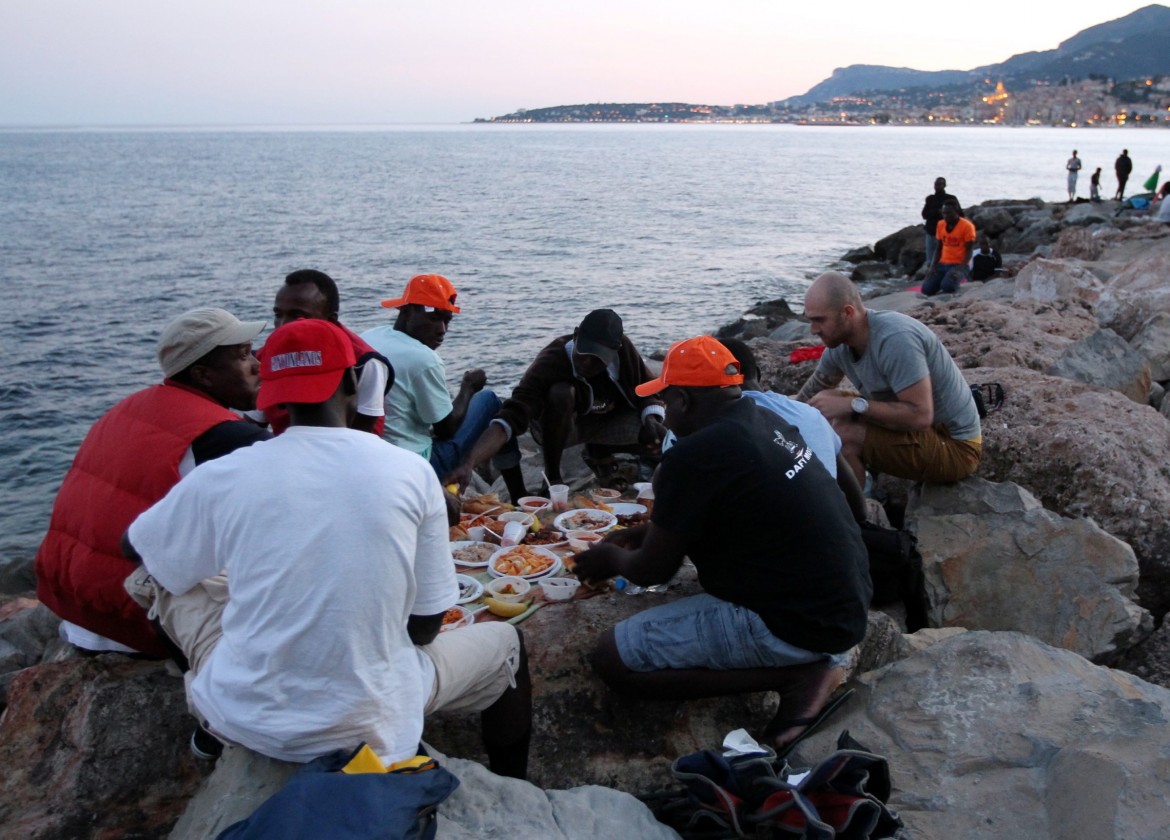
left=35, top=307, right=271, bottom=657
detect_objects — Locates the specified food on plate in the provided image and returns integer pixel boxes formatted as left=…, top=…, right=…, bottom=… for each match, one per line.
left=569, top=494, right=610, bottom=511
left=449, top=525, right=470, bottom=542
left=590, top=488, right=622, bottom=503
left=457, top=576, right=481, bottom=602
left=524, top=527, right=564, bottom=546
left=481, top=518, right=508, bottom=538
left=558, top=510, right=615, bottom=531
left=462, top=493, right=514, bottom=515
left=616, top=512, right=649, bottom=527
left=486, top=575, right=531, bottom=602
left=441, top=606, right=471, bottom=630
left=451, top=542, right=496, bottom=565
left=484, top=597, right=532, bottom=618
left=492, top=545, right=556, bottom=577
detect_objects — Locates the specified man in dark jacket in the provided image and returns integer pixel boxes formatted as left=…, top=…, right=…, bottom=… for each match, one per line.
left=448, top=309, right=665, bottom=493
left=1115, top=150, right=1133, bottom=201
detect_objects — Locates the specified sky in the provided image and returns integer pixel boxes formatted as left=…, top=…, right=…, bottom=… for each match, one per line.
left=2, top=1, right=1159, bottom=125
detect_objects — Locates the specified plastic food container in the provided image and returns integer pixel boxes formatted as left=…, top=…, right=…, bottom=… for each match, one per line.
left=497, top=511, right=536, bottom=529
left=517, top=496, right=552, bottom=514
left=487, top=576, right=531, bottom=603
left=565, top=530, right=604, bottom=552
left=590, top=487, right=622, bottom=504
left=539, top=577, right=581, bottom=601
left=440, top=604, right=474, bottom=632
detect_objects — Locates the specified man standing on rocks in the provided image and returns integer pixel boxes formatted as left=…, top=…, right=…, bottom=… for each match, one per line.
left=574, top=336, right=870, bottom=755
left=1066, top=150, right=1083, bottom=202
left=920, top=176, right=959, bottom=272
left=124, top=319, right=532, bottom=777
left=361, top=274, right=526, bottom=503
left=1115, top=149, right=1133, bottom=201
left=797, top=271, right=982, bottom=485
left=35, top=307, right=271, bottom=658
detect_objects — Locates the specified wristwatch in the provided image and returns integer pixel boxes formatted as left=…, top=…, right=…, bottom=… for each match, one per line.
left=851, top=397, right=869, bottom=416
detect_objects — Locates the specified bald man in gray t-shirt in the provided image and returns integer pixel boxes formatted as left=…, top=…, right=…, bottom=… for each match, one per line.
left=797, top=272, right=981, bottom=484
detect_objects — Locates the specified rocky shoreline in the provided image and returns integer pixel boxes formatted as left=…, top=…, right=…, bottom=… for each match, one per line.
left=3, top=196, right=1170, bottom=838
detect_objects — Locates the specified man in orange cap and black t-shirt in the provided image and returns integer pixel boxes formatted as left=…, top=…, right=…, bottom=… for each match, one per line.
left=574, top=336, right=870, bottom=756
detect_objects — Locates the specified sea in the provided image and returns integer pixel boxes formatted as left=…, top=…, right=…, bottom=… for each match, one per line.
left=1, top=124, right=1164, bottom=578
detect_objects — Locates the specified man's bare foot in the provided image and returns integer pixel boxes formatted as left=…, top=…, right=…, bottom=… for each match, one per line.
left=763, top=662, right=846, bottom=753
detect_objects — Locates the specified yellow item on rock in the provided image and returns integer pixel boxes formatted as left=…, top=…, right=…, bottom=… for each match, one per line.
left=484, top=597, right=532, bottom=618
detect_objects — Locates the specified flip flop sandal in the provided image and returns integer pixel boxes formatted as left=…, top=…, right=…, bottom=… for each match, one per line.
left=769, top=687, right=856, bottom=760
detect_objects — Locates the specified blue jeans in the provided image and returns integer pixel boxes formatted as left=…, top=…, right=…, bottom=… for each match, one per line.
left=614, top=593, right=845, bottom=673
left=921, top=262, right=967, bottom=296
left=429, top=389, right=521, bottom=477
left=923, top=232, right=938, bottom=270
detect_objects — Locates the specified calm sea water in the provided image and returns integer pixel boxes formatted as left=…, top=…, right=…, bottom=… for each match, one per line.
left=1, top=124, right=1162, bottom=577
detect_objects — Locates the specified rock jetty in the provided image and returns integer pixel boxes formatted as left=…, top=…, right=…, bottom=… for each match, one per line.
left=2, top=196, right=1170, bottom=838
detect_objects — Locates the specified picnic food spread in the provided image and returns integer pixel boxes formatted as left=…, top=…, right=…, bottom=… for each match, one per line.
left=446, top=487, right=651, bottom=626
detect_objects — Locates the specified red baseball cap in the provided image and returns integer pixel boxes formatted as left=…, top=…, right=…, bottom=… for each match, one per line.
left=635, top=336, right=743, bottom=397
left=258, top=319, right=356, bottom=410
left=380, top=274, right=461, bottom=313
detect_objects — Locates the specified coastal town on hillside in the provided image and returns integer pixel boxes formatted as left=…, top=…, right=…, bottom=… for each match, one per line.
left=477, top=75, right=1170, bottom=126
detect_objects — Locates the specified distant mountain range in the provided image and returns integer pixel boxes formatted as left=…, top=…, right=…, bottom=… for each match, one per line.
left=481, top=5, right=1170, bottom=122
left=784, top=4, right=1170, bottom=105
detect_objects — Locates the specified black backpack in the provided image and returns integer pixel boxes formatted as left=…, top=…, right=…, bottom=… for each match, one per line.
left=858, top=523, right=928, bottom=633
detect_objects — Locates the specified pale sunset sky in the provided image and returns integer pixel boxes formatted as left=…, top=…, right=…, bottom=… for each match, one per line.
left=1, top=1, right=1158, bottom=125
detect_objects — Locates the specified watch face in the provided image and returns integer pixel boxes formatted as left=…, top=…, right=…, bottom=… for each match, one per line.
left=852, top=397, right=868, bottom=414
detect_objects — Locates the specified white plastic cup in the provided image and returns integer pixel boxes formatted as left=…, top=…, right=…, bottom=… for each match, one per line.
left=549, top=484, right=570, bottom=512
left=501, top=520, right=527, bottom=547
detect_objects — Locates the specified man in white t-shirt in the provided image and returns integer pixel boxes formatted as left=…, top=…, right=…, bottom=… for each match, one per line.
left=124, top=318, right=531, bottom=777
left=363, top=274, right=526, bottom=502
left=1066, top=151, right=1082, bottom=202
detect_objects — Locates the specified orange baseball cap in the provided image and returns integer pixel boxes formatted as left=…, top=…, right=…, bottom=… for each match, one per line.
left=380, top=274, right=461, bottom=313
left=635, top=336, right=743, bottom=396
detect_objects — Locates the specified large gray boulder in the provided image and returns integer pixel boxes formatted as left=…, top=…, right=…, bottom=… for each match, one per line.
left=793, top=631, right=1170, bottom=840
left=0, top=657, right=210, bottom=839
left=1000, top=219, right=1059, bottom=255
left=1097, top=251, right=1170, bottom=340
left=911, top=296, right=1097, bottom=372
left=1061, top=203, right=1115, bottom=227
left=170, top=747, right=681, bottom=840
left=1013, top=257, right=1103, bottom=307
left=966, top=365, right=1170, bottom=618
left=0, top=597, right=62, bottom=709
left=966, top=205, right=1015, bottom=237
left=1044, top=328, right=1152, bottom=404
left=905, top=479, right=1151, bottom=662
left=1131, top=312, right=1170, bottom=381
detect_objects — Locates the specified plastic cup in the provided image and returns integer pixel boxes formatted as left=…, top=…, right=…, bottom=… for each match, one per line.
left=500, top=520, right=527, bottom=547
left=549, top=484, right=570, bottom=512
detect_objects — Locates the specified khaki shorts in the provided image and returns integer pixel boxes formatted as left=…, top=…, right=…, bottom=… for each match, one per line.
left=124, top=568, right=227, bottom=675
left=421, top=622, right=521, bottom=714
left=862, top=423, right=981, bottom=483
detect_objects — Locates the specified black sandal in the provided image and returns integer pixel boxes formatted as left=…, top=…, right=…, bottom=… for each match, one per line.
left=768, top=687, right=856, bottom=759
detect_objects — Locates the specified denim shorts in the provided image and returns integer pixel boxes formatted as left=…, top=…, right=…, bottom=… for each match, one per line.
left=614, top=594, right=844, bottom=673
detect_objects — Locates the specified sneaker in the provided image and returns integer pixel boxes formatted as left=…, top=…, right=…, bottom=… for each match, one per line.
left=190, top=722, right=224, bottom=761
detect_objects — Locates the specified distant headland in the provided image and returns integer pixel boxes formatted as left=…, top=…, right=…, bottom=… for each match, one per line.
left=476, top=5, right=1170, bottom=127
